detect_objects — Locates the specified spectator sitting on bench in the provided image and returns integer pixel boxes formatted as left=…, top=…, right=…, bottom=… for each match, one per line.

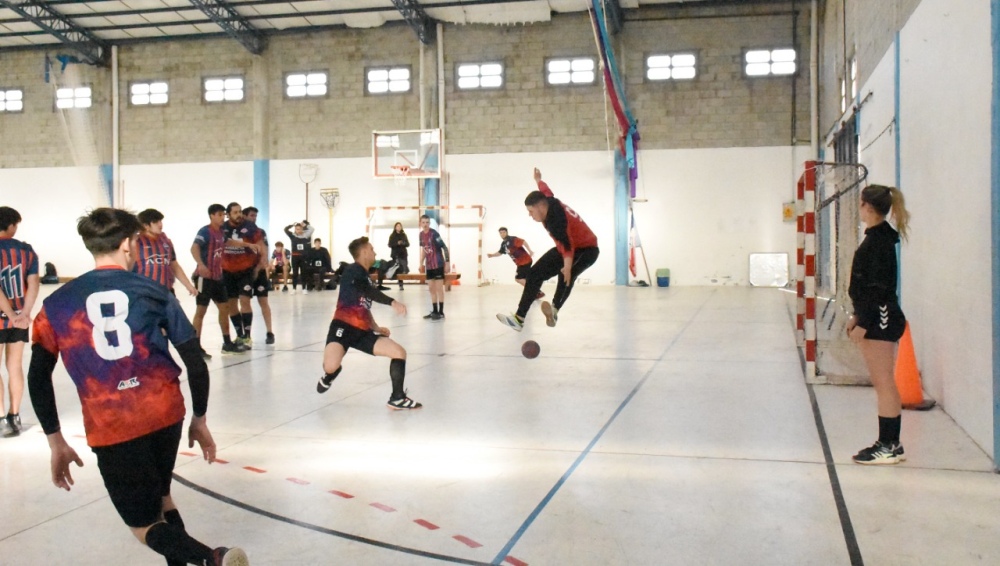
left=304, top=238, right=336, bottom=291
left=271, top=241, right=291, bottom=291
left=370, top=258, right=401, bottom=291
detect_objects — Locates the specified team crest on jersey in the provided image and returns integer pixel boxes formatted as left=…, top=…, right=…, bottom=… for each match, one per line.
left=117, top=377, right=140, bottom=390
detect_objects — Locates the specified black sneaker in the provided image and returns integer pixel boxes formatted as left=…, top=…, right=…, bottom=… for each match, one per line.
left=317, top=372, right=338, bottom=393
left=200, top=348, right=213, bottom=360
left=282, top=285, right=288, bottom=292
left=265, top=332, right=275, bottom=345
left=377, top=285, right=391, bottom=291
left=4, top=413, right=21, bottom=437
left=852, top=441, right=905, bottom=465
left=423, top=312, right=436, bottom=320
left=387, top=395, right=422, bottom=410
left=221, top=342, right=244, bottom=355
left=431, top=312, right=444, bottom=321
left=209, top=546, right=249, bottom=566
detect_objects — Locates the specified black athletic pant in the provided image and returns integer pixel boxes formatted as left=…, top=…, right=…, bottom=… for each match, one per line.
left=516, top=246, right=599, bottom=318
left=291, top=257, right=308, bottom=288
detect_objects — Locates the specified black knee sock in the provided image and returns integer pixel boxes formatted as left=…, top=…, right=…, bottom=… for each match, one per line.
left=229, top=315, right=243, bottom=338
left=389, top=359, right=406, bottom=399
left=162, top=510, right=186, bottom=566
left=878, top=415, right=901, bottom=445
left=432, top=303, right=439, bottom=314
left=325, top=366, right=342, bottom=382
left=222, top=334, right=233, bottom=345
left=241, top=313, right=253, bottom=336
left=437, top=302, right=443, bottom=315
left=144, top=522, right=213, bottom=565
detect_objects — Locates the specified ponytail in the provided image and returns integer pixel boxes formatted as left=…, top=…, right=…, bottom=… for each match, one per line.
left=888, top=187, right=910, bottom=241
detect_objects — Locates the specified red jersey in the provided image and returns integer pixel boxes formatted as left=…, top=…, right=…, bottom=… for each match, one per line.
left=134, top=232, right=177, bottom=289
left=222, top=220, right=263, bottom=273
left=498, top=236, right=532, bottom=266
left=537, top=180, right=598, bottom=258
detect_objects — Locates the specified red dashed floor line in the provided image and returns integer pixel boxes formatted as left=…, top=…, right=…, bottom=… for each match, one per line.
left=178, top=451, right=527, bottom=562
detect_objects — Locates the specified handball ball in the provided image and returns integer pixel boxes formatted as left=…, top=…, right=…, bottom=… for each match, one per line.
left=521, top=340, right=540, bottom=359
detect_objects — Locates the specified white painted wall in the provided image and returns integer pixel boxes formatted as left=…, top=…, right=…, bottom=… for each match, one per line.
left=895, top=0, right=993, bottom=455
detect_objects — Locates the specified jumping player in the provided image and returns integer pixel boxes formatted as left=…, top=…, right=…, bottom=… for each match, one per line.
left=27, top=207, right=249, bottom=566
left=418, top=215, right=449, bottom=321
left=221, top=203, right=264, bottom=349
left=316, top=236, right=421, bottom=410
left=0, top=206, right=39, bottom=437
left=243, top=207, right=274, bottom=345
left=497, top=168, right=599, bottom=331
left=487, top=226, right=543, bottom=299
left=135, top=209, right=198, bottom=297
left=191, top=204, right=241, bottom=356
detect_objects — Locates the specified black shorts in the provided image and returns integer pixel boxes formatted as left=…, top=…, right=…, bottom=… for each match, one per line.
left=0, top=327, right=28, bottom=343
left=426, top=267, right=445, bottom=281
left=325, top=320, right=379, bottom=355
left=93, top=421, right=183, bottom=528
left=193, top=275, right=228, bottom=307
left=862, top=304, right=906, bottom=342
left=515, top=263, right=531, bottom=280
left=223, top=268, right=256, bottom=298
left=252, top=270, right=270, bottom=297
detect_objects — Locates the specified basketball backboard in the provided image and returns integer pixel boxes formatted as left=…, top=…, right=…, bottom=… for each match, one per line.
left=372, top=129, right=442, bottom=179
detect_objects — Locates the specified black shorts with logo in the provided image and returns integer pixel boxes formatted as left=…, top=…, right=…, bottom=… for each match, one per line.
left=252, top=270, right=270, bottom=297
left=861, top=303, right=906, bottom=343
left=515, top=263, right=531, bottom=280
left=193, top=275, right=228, bottom=307
left=325, top=320, right=379, bottom=355
left=93, top=421, right=183, bottom=528
left=426, top=267, right=445, bottom=281
left=223, top=268, right=256, bottom=298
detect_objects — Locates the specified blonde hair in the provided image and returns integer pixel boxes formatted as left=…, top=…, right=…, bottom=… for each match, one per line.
left=861, top=184, right=910, bottom=241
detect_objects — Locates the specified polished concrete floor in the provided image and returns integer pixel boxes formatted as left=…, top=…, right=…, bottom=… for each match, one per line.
left=1, top=284, right=998, bottom=565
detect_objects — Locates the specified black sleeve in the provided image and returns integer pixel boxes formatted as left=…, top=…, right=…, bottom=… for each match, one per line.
left=176, top=339, right=209, bottom=417
left=546, top=200, right=572, bottom=252
left=358, top=274, right=395, bottom=306
left=27, top=344, right=61, bottom=435
left=402, top=233, right=409, bottom=247
left=434, top=232, right=450, bottom=262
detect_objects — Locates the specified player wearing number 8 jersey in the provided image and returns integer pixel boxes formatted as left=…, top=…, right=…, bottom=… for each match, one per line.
left=497, top=168, right=599, bottom=331
left=27, top=208, right=249, bottom=566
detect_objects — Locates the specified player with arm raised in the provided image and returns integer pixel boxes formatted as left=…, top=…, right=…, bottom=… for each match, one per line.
left=497, top=168, right=599, bottom=331
left=316, top=237, right=421, bottom=410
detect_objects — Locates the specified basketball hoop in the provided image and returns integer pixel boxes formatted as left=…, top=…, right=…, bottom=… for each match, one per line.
left=391, top=165, right=411, bottom=189
left=319, top=188, right=340, bottom=210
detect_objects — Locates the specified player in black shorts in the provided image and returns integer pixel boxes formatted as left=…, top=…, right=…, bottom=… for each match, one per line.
left=0, top=206, right=39, bottom=436
left=243, top=207, right=275, bottom=345
left=847, top=184, right=911, bottom=465
left=316, top=237, right=421, bottom=410
left=27, top=208, right=248, bottom=566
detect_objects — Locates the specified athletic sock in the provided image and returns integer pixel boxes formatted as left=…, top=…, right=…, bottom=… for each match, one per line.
left=229, top=315, right=244, bottom=338
left=241, top=313, right=253, bottom=336
left=878, top=415, right=901, bottom=445
left=144, top=522, right=213, bottom=565
left=432, top=304, right=439, bottom=314
left=222, top=334, right=234, bottom=345
left=389, top=359, right=406, bottom=399
left=163, top=510, right=187, bottom=566
left=437, top=302, right=444, bottom=315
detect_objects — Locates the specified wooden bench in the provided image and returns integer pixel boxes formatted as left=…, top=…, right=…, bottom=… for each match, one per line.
left=370, top=272, right=462, bottom=290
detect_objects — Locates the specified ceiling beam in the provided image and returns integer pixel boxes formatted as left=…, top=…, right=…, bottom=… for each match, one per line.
left=389, top=0, right=435, bottom=45
left=187, top=0, right=266, bottom=55
left=0, top=0, right=109, bottom=65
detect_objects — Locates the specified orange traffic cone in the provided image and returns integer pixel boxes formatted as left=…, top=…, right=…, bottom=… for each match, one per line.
left=894, top=322, right=936, bottom=411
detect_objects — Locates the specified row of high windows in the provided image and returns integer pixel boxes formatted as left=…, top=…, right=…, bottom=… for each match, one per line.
left=0, top=48, right=796, bottom=113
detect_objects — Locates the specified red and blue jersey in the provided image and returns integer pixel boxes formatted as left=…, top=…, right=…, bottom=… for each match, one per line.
left=134, top=232, right=177, bottom=289
left=0, top=236, right=39, bottom=329
left=333, top=263, right=375, bottom=331
left=222, top=220, right=262, bottom=273
left=499, top=236, right=532, bottom=267
left=31, top=266, right=195, bottom=447
left=194, top=225, right=225, bottom=280
left=537, top=180, right=598, bottom=258
left=272, top=248, right=290, bottom=266
left=420, top=228, right=449, bottom=270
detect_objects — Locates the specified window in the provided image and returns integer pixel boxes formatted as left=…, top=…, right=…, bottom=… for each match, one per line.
left=456, top=62, right=504, bottom=90
left=546, top=57, right=596, bottom=85
left=0, top=88, right=23, bottom=112
left=204, top=76, right=244, bottom=103
left=646, top=53, right=696, bottom=81
left=367, top=67, right=411, bottom=94
left=839, top=57, right=858, bottom=113
left=285, top=71, right=328, bottom=98
left=130, top=81, right=168, bottom=106
left=56, top=86, right=91, bottom=109
left=744, top=48, right=796, bottom=77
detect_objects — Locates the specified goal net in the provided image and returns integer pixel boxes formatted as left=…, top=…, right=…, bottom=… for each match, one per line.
left=797, top=161, right=870, bottom=384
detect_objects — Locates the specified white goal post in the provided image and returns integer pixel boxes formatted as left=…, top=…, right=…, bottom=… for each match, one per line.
left=364, top=205, right=486, bottom=285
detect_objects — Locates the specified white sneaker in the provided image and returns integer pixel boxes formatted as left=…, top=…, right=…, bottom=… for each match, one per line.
left=541, top=301, right=558, bottom=327
left=496, top=313, right=524, bottom=332
left=302, top=288, right=309, bottom=294
left=289, top=289, right=297, bottom=295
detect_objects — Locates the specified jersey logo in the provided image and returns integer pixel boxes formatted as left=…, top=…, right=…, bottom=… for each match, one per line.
left=117, top=377, right=140, bottom=391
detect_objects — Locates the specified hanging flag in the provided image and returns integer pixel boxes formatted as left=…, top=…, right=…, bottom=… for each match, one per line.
left=629, top=214, right=641, bottom=277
